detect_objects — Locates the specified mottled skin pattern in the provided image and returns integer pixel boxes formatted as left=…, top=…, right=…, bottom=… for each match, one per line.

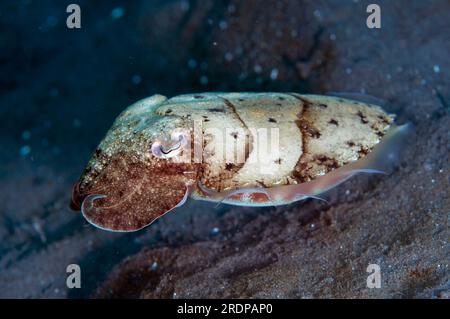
left=71, top=93, right=394, bottom=231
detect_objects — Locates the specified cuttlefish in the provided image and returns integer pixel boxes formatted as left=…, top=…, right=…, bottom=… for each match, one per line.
left=71, top=93, right=410, bottom=232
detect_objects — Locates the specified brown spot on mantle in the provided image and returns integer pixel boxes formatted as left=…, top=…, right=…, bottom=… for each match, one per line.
left=357, top=110, right=369, bottom=124
left=328, top=119, right=339, bottom=126
left=289, top=94, right=317, bottom=183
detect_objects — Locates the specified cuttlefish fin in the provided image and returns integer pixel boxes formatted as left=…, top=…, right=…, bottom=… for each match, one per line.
left=216, top=187, right=274, bottom=207
left=198, top=181, right=275, bottom=207
left=326, top=91, right=387, bottom=107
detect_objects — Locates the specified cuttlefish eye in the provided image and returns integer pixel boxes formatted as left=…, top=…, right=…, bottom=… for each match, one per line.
left=151, top=132, right=188, bottom=159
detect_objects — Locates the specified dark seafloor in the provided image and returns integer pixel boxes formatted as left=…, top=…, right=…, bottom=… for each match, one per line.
left=0, top=0, right=448, bottom=298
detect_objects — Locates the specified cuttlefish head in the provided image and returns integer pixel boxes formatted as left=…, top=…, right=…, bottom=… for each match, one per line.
left=70, top=95, right=198, bottom=232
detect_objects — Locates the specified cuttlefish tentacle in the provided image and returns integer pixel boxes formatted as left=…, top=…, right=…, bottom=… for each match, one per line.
left=81, top=184, right=192, bottom=232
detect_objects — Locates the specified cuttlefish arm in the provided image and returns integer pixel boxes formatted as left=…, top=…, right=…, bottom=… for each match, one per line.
left=80, top=182, right=193, bottom=232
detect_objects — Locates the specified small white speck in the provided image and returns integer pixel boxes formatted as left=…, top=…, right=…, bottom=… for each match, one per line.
left=187, top=59, right=197, bottom=69
left=150, top=261, right=158, bottom=271
left=33, top=220, right=46, bottom=243
left=345, top=189, right=351, bottom=195
left=219, top=21, right=228, bottom=30
left=313, top=10, right=322, bottom=19
left=211, top=227, right=220, bottom=235
left=433, top=65, right=440, bottom=73
left=212, top=41, right=218, bottom=46
left=224, top=52, right=233, bottom=62
left=111, top=7, right=125, bottom=19
left=270, top=68, right=279, bottom=80
left=180, top=1, right=190, bottom=12
left=329, top=33, right=336, bottom=41
left=20, top=145, right=31, bottom=156
left=346, top=67, right=352, bottom=74
left=423, top=162, right=433, bottom=171
left=253, top=64, right=262, bottom=74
